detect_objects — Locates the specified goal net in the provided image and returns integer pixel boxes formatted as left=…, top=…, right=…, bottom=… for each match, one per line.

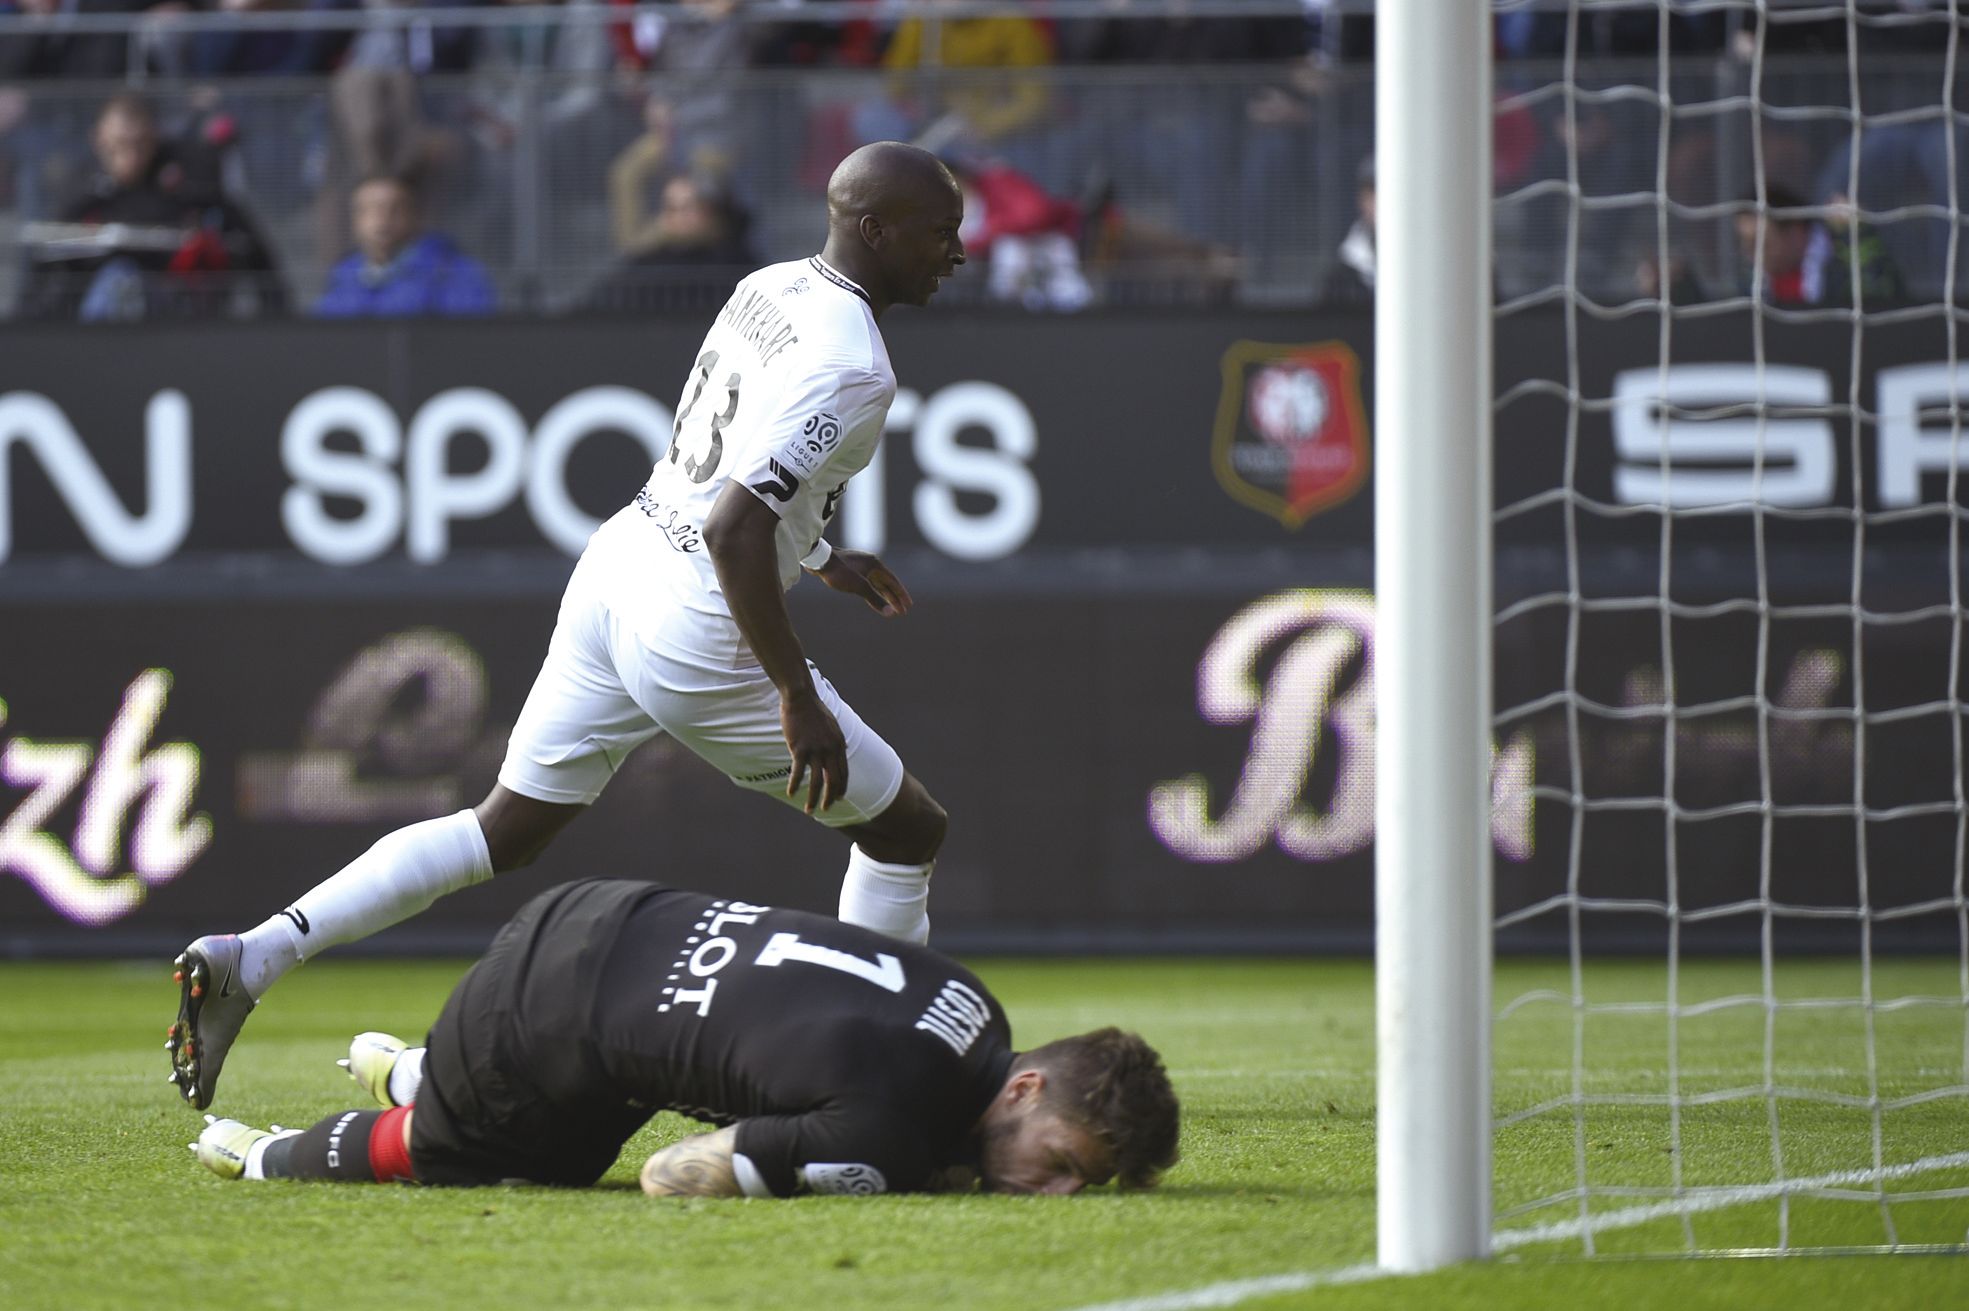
left=1487, top=0, right=1969, bottom=1255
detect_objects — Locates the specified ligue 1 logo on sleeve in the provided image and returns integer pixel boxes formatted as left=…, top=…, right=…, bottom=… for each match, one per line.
left=1212, top=341, right=1370, bottom=528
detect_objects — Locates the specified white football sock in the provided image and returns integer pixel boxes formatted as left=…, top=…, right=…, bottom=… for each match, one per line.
left=237, top=914, right=306, bottom=1000
left=236, top=810, right=493, bottom=997
left=387, top=1048, right=427, bottom=1108
left=838, top=845, right=932, bottom=944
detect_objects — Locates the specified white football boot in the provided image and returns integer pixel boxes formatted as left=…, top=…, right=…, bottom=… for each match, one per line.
left=190, top=1115, right=297, bottom=1181
left=338, top=1032, right=414, bottom=1108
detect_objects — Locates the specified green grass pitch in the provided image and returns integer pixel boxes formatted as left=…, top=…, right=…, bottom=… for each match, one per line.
left=2, top=956, right=1964, bottom=1309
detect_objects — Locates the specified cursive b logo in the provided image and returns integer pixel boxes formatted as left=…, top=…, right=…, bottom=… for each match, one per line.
left=1147, top=590, right=1533, bottom=865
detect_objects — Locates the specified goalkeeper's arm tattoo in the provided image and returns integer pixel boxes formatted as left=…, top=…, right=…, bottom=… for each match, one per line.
left=640, top=1125, right=744, bottom=1198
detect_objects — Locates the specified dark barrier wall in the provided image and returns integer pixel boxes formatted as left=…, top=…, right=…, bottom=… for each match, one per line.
left=0, top=313, right=1374, bottom=561
left=3, top=309, right=1964, bottom=953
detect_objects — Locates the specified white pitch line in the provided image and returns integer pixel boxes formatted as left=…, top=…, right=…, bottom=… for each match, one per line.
left=1060, top=1151, right=1969, bottom=1311
left=1492, top=1149, right=1969, bottom=1251
left=1175, top=1066, right=1964, bottom=1080
left=1057, top=1262, right=1386, bottom=1311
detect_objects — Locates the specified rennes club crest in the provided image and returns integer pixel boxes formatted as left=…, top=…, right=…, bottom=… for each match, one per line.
left=1212, top=341, right=1370, bottom=528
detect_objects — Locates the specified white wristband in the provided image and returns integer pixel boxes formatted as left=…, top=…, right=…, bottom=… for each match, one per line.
left=732, top=1152, right=774, bottom=1199
left=801, top=538, right=834, bottom=571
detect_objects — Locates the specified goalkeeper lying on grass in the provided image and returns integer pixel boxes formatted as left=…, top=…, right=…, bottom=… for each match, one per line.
left=187, top=879, right=1179, bottom=1197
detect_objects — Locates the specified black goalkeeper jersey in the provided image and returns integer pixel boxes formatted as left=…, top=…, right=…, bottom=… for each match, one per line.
left=420, top=878, right=1014, bottom=1196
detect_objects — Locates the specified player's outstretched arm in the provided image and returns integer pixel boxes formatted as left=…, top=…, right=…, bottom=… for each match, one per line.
left=640, top=1125, right=746, bottom=1198
left=810, top=548, right=913, bottom=618
left=704, top=482, right=819, bottom=699
left=704, top=482, right=849, bottom=813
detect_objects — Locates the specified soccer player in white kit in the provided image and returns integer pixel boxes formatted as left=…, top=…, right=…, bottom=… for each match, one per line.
left=165, top=142, right=968, bottom=1111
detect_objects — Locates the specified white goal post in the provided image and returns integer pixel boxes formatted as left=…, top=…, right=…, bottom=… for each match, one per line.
left=1377, top=0, right=1969, bottom=1275
left=1373, top=0, right=1496, bottom=1274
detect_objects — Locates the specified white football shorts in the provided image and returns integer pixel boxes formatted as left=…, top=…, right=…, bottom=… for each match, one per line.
left=496, top=543, right=904, bottom=826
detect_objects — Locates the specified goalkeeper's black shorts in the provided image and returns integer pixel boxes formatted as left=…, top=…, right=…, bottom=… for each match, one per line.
left=409, top=882, right=653, bottom=1187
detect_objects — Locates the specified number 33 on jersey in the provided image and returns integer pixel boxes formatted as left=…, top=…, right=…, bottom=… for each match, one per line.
left=641, top=257, right=899, bottom=591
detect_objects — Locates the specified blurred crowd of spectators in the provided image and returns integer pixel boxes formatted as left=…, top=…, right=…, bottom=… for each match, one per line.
left=2, top=1, right=1966, bottom=319
left=0, top=0, right=1326, bottom=81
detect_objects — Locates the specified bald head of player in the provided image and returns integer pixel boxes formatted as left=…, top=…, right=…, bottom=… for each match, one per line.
left=820, top=141, right=966, bottom=318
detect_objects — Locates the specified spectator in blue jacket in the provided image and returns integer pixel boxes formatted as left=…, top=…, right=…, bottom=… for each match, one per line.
left=315, top=174, right=496, bottom=318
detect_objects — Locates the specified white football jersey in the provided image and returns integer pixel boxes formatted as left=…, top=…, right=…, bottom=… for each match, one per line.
left=599, top=256, right=896, bottom=672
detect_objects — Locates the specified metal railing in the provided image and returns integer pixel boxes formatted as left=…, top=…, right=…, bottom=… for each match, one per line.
left=3, top=41, right=1964, bottom=318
